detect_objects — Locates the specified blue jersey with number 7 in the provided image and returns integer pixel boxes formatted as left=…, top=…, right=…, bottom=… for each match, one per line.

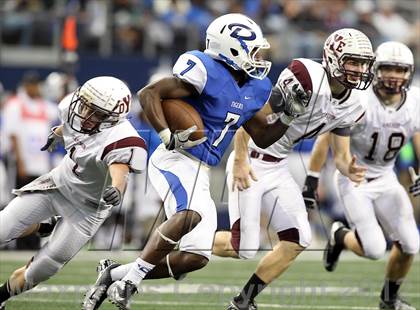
left=172, top=50, right=272, bottom=166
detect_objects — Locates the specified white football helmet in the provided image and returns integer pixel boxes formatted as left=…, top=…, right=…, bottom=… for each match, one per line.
left=44, top=72, right=78, bottom=102
left=68, top=76, right=131, bottom=134
left=373, top=41, right=414, bottom=94
left=323, top=28, right=375, bottom=90
left=204, top=13, right=271, bottom=80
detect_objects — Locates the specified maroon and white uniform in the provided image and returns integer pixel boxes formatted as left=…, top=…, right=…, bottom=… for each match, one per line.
left=227, top=58, right=367, bottom=259
left=0, top=94, right=147, bottom=285
left=335, top=85, right=420, bottom=258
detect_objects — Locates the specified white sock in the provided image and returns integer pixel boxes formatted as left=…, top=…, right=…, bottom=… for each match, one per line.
left=110, top=263, right=135, bottom=281
left=121, top=258, right=155, bottom=286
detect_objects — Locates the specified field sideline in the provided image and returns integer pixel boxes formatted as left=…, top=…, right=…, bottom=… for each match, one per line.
left=0, top=250, right=419, bottom=309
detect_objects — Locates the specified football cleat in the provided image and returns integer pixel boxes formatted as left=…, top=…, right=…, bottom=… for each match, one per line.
left=379, top=296, right=416, bottom=310
left=323, top=221, right=348, bottom=272
left=0, top=301, right=5, bottom=310
left=107, top=280, right=137, bottom=310
left=227, top=296, right=258, bottom=310
left=81, top=259, right=121, bottom=310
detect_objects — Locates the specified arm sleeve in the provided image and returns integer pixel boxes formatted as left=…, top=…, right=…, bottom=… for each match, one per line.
left=100, top=136, right=148, bottom=173
left=173, top=53, right=208, bottom=94
left=102, top=147, right=147, bottom=173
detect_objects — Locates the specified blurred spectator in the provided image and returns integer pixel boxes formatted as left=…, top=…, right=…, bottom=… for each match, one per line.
left=1, top=0, right=54, bottom=46
left=2, top=71, right=58, bottom=249
left=372, top=1, right=412, bottom=43
left=3, top=71, right=58, bottom=189
left=353, top=0, right=384, bottom=48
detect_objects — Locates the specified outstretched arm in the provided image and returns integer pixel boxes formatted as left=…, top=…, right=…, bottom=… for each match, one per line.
left=330, top=132, right=366, bottom=184
left=101, top=163, right=130, bottom=207
left=231, top=128, right=258, bottom=191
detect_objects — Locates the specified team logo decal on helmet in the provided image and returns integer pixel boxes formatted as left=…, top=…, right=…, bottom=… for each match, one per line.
left=204, top=13, right=271, bottom=80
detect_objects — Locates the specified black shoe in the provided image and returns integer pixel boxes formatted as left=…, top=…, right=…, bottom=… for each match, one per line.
left=38, top=216, right=62, bottom=237
left=82, top=259, right=121, bottom=310
left=323, top=221, right=347, bottom=272
left=379, top=296, right=416, bottom=310
left=227, top=296, right=258, bottom=310
left=107, top=280, right=137, bottom=310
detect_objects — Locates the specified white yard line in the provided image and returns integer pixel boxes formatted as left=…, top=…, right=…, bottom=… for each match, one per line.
left=11, top=297, right=379, bottom=309
left=27, top=284, right=420, bottom=298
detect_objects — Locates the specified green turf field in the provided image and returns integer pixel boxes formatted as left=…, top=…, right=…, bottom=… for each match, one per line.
left=1, top=251, right=419, bottom=309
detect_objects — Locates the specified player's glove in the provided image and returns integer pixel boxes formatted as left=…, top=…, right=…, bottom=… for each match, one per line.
left=408, top=166, right=420, bottom=197
left=102, top=186, right=122, bottom=207
left=40, top=126, right=64, bottom=152
left=302, top=175, right=319, bottom=209
left=159, top=126, right=207, bottom=151
left=276, top=84, right=311, bottom=125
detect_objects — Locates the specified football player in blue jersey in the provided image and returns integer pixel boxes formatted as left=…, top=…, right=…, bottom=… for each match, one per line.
left=82, top=13, right=311, bottom=310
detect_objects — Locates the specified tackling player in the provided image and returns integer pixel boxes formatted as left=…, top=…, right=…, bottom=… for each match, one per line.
left=303, top=41, right=419, bottom=310
left=0, top=76, right=147, bottom=310
left=211, top=28, right=376, bottom=309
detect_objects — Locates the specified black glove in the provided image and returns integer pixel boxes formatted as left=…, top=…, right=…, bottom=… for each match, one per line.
left=102, top=186, right=122, bottom=207
left=302, top=175, right=319, bottom=209
left=40, top=126, right=64, bottom=152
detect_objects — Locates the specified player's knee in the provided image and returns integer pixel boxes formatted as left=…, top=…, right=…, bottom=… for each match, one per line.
left=231, top=220, right=259, bottom=260
left=277, top=227, right=312, bottom=249
left=363, top=239, right=386, bottom=260
left=399, top=237, right=420, bottom=255
left=185, top=254, right=208, bottom=271
left=24, top=254, right=64, bottom=285
left=173, top=210, right=202, bottom=234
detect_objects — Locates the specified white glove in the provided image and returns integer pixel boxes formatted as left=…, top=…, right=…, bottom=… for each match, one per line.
left=40, top=126, right=64, bottom=152
left=408, top=167, right=420, bottom=197
left=278, top=84, right=312, bottom=125
left=159, top=126, right=207, bottom=151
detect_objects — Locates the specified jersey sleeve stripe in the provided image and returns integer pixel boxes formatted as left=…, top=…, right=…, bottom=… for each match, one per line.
left=101, top=136, right=147, bottom=160
left=287, top=60, right=313, bottom=93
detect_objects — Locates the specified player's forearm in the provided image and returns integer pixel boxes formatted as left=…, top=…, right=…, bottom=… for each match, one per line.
left=138, top=87, right=169, bottom=134
left=309, top=133, right=330, bottom=174
left=331, top=134, right=352, bottom=177
left=109, top=163, right=130, bottom=194
left=234, top=127, right=250, bottom=163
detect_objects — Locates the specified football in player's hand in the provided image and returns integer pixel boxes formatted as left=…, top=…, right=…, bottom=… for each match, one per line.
left=162, top=99, right=205, bottom=140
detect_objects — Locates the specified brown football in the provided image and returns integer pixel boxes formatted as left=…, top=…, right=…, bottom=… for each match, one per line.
left=161, top=99, right=206, bottom=141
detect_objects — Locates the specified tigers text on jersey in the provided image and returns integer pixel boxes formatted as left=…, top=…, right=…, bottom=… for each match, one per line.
left=350, top=86, right=420, bottom=178
left=50, top=95, right=148, bottom=207
left=172, top=50, right=272, bottom=166
left=249, top=58, right=367, bottom=158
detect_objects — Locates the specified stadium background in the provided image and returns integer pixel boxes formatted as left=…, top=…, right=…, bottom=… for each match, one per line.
left=0, top=0, right=419, bottom=309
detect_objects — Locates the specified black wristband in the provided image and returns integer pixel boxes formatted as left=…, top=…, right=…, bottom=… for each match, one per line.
left=306, top=175, right=319, bottom=191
